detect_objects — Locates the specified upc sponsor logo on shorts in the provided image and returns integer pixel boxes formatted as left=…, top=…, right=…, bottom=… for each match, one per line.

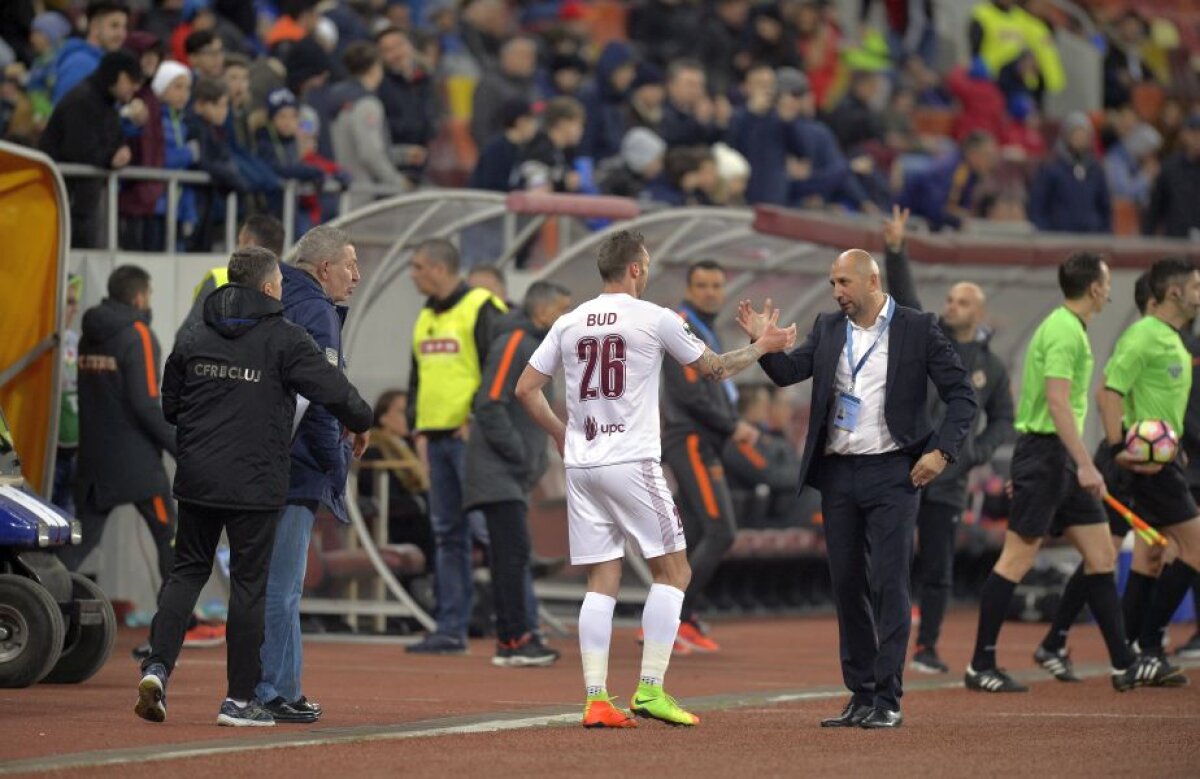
left=584, top=415, right=625, bottom=442
left=193, top=362, right=262, bottom=383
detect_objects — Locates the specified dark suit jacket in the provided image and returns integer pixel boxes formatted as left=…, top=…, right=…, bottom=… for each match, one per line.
left=759, top=303, right=976, bottom=491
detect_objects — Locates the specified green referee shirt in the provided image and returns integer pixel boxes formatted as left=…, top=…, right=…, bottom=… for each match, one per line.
left=1015, top=306, right=1093, bottom=436
left=1104, top=315, right=1191, bottom=435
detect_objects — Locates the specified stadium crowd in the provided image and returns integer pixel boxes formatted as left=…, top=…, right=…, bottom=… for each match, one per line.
left=0, top=0, right=1197, bottom=252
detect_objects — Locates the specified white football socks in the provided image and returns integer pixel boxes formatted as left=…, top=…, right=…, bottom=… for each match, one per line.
left=639, top=583, right=685, bottom=687
left=579, top=591, right=616, bottom=697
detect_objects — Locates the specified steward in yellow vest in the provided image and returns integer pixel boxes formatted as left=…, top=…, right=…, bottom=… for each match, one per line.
left=970, top=0, right=1065, bottom=94
left=175, top=266, right=229, bottom=342
left=407, top=244, right=507, bottom=435
left=404, top=238, right=507, bottom=652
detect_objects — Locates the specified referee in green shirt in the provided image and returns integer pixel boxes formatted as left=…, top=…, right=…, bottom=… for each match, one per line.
left=1032, top=271, right=1173, bottom=681
left=965, top=253, right=1172, bottom=693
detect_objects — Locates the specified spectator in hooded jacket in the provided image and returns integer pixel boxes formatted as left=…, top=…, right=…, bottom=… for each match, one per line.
left=578, top=41, right=637, bottom=164
left=465, top=281, right=573, bottom=667
left=60, top=266, right=176, bottom=588
left=257, top=87, right=330, bottom=233
left=1028, top=112, right=1112, bottom=234
left=25, top=11, right=72, bottom=123
left=255, top=225, right=364, bottom=724
left=330, top=41, right=410, bottom=208
left=375, top=26, right=437, bottom=184
left=51, top=0, right=128, bottom=104
left=39, top=50, right=140, bottom=249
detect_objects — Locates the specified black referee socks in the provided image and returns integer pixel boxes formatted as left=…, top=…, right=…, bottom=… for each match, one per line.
left=1084, top=573, right=1135, bottom=670
left=1137, top=560, right=1200, bottom=653
left=971, top=572, right=1017, bottom=671
left=1042, top=563, right=1087, bottom=653
left=1122, top=571, right=1157, bottom=642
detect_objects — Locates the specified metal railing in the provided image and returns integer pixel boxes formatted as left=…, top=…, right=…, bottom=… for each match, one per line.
left=54, top=163, right=411, bottom=254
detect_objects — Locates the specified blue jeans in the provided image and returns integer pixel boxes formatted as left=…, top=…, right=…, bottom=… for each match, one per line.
left=427, top=435, right=473, bottom=639
left=256, top=504, right=315, bottom=704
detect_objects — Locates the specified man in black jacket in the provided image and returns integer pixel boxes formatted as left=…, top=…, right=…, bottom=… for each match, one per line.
left=881, top=206, right=1014, bottom=675
left=465, top=281, right=572, bottom=668
left=135, top=247, right=372, bottom=728
left=38, top=50, right=140, bottom=248
left=662, top=260, right=759, bottom=652
left=60, top=266, right=176, bottom=585
left=740, top=248, right=976, bottom=728
left=1144, top=113, right=1200, bottom=239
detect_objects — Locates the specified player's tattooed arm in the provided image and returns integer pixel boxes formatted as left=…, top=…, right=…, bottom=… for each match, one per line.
left=690, top=344, right=764, bottom=382
left=690, top=306, right=798, bottom=380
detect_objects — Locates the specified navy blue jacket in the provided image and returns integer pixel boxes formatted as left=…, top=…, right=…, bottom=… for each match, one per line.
left=469, top=134, right=523, bottom=192
left=1029, top=151, right=1112, bottom=234
left=788, top=118, right=868, bottom=207
left=729, top=108, right=801, bottom=206
left=758, top=303, right=976, bottom=492
left=579, top=42, right=635, bottom=162
left=281, top=263, right=353, bottom=520
left=899, top=153, right=979, bottom=232
left=659, top=99, right=722, bottom=148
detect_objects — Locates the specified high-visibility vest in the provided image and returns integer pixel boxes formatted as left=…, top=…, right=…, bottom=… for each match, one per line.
left=972, top=3, right=1065, bottom=93
left=412, top=287, right=507, bottom=431
left=193, top=266, right=229, bottom=301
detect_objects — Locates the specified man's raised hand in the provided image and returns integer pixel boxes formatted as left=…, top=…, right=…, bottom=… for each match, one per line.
left=736, top=297, right=774, bottom=341
left=882, top=205, right=910, bottom=253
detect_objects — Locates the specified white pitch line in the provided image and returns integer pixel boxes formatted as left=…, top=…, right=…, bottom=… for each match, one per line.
left=990, top=712, right=1200, bottom=721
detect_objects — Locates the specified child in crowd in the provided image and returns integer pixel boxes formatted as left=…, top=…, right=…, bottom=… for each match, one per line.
left=153, top=60, right=198, bottom=250
left=186, top=76, right=248, bottom=250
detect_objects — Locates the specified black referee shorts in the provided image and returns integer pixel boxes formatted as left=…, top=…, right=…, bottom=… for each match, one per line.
left=1106, top=459, right=1199, bottom=537
left=1009, top=433, right=1106, bottom=538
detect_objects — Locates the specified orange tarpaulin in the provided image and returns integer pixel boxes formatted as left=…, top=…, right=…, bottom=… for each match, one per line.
left=0, top=142, right=66, bottom=496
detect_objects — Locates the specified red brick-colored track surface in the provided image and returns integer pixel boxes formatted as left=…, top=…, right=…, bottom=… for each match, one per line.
left=2, top=611, right=1198, bottom=777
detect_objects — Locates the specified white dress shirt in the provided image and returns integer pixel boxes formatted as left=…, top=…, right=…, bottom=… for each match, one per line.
left=826, top=296, right=900, bottom=456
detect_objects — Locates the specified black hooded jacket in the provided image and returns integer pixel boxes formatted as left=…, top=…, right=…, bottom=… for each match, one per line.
left=163, top=284, right=373, bottom=511
left=75, top=299, right=176, bottom=508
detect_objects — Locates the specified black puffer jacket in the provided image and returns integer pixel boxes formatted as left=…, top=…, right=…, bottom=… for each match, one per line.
left=163, top=284, right=372, bottom=511
left=75, top=299, right=176, bottom=509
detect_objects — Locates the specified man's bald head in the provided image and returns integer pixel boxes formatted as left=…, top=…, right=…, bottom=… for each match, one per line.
left=834, top=249, right=880, bottom=279
left=942, top=281, right=987, bottom=339
left=829, top=248, right=884, bottom=323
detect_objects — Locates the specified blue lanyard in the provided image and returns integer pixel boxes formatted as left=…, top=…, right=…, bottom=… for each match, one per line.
left=681, top=305, right=739, bottom=403
left=845, top=296, right=894, bottom=392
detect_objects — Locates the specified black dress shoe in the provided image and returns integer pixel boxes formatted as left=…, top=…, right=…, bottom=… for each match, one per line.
left=860, top=707, right=903, bottom=729
left=262, top=696, right=318, bottom=723
left=819, top=700, right=873, bottom=728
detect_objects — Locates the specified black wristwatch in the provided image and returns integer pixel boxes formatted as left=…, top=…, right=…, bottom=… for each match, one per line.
left=937, top=449, right=952, bottom=464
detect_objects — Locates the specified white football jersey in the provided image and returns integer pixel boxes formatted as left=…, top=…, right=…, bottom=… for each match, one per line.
left=529, top=292, right=707, bottom=468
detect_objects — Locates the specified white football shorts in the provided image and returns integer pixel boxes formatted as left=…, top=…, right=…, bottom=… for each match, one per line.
left=565, top=460, right=687, bottom=565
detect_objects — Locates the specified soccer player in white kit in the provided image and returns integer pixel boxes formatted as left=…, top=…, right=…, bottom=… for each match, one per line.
left=515, top=230, right=796, bottom=728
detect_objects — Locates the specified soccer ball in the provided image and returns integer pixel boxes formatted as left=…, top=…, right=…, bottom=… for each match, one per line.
left=1124, top=420, right=1178, bottom=465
